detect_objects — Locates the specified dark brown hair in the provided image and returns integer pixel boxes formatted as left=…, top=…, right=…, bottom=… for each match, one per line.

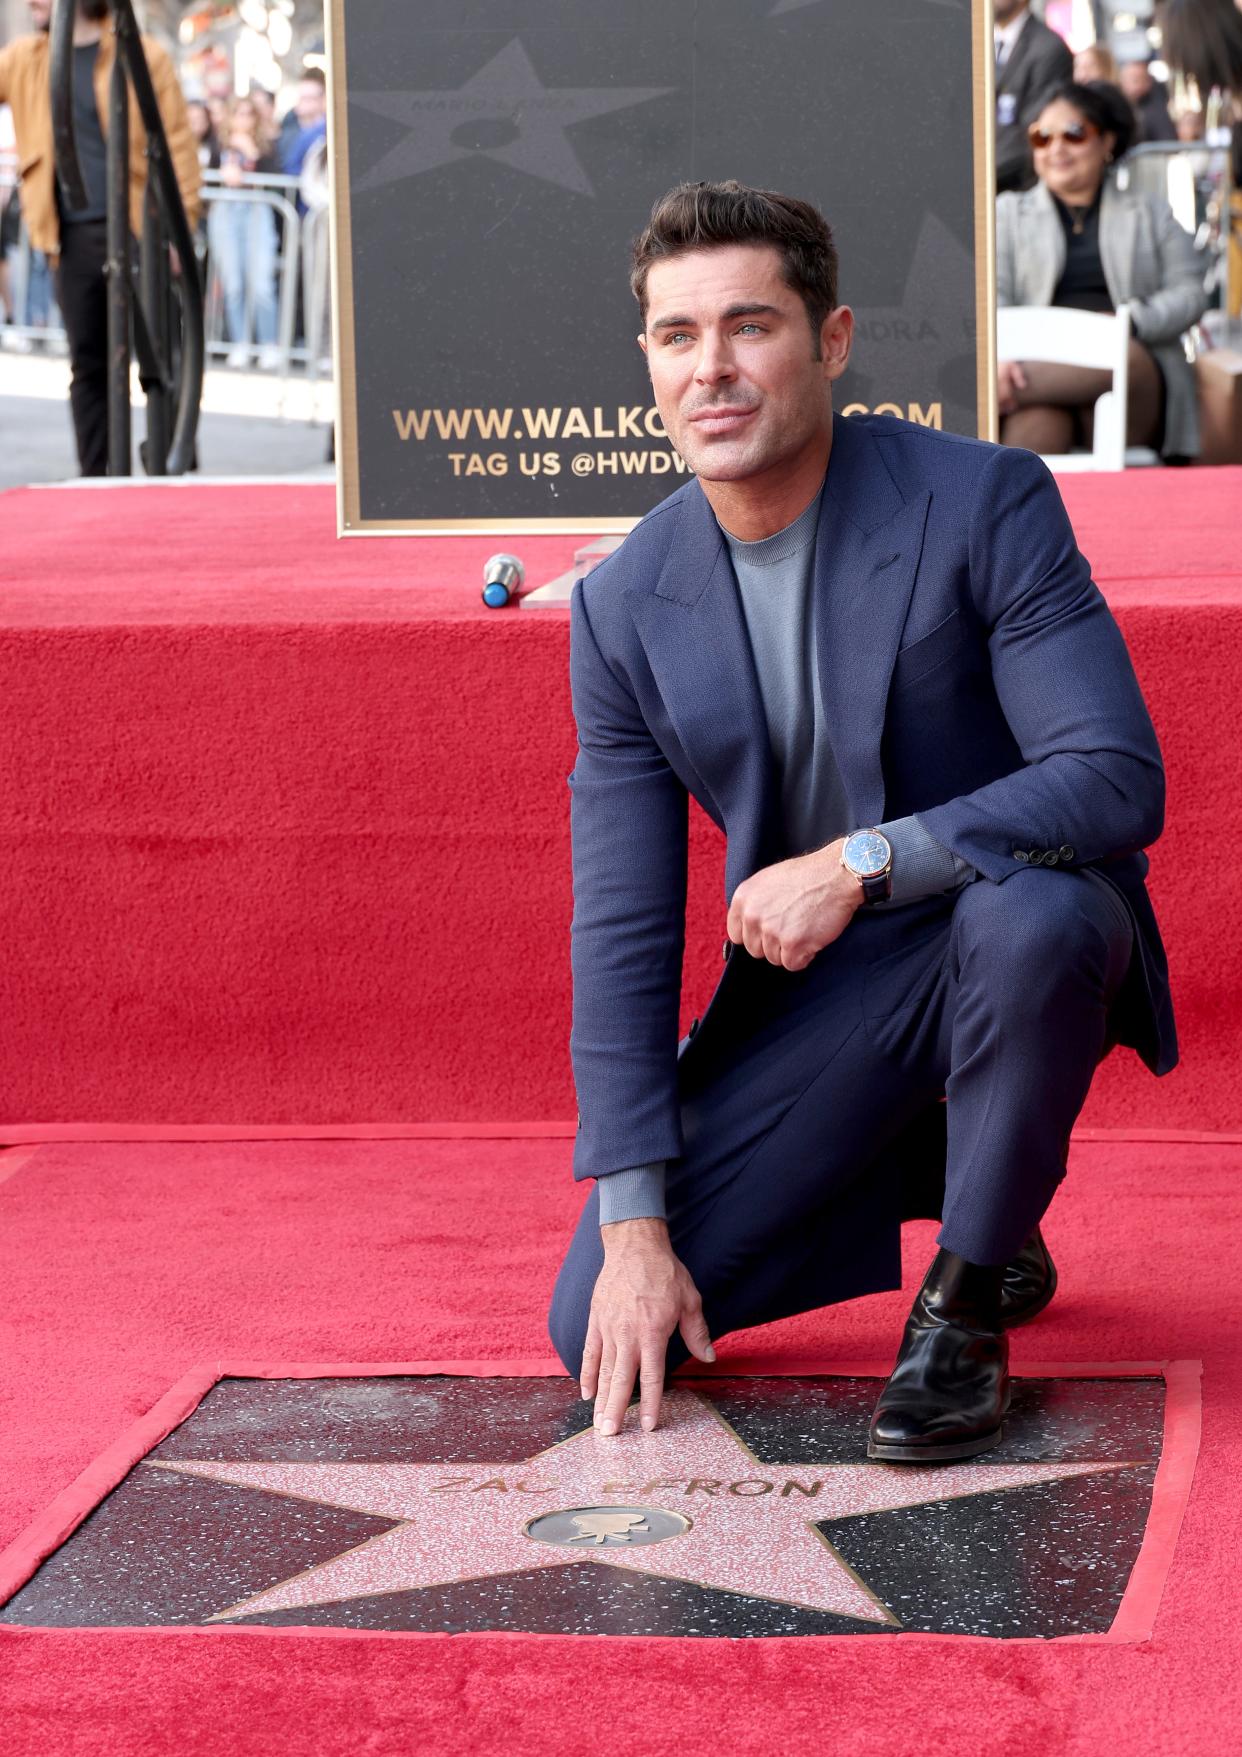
left=1159, top=0, right=1242, bottom=92
left=1040, top=79, right=1137, bottom=159
left=630, top=180, right=839, bottom=341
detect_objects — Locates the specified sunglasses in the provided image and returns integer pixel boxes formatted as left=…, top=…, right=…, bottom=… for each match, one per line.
left=1028, top=120, right=1099, bottom=149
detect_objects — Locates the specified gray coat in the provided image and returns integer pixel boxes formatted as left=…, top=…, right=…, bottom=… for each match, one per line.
left=996, top=175, right=1209, bottom=458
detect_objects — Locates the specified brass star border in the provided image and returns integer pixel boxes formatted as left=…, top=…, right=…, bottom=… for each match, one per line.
left=0, top=1358, right=1201, bottom=1643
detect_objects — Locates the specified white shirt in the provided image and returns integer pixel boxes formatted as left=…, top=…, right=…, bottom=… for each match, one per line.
left=994, top=9, right=1030, bottom=70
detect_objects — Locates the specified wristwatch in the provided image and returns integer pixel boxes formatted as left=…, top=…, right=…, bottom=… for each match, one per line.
left=840, top=828, right=893, bottom=905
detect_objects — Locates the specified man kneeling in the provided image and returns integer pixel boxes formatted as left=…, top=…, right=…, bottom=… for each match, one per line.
left=548, top=181, right=1176, bottom=1462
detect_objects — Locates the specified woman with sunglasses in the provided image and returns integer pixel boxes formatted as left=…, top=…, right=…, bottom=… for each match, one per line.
left=996, top=80, right=1208, bottom=460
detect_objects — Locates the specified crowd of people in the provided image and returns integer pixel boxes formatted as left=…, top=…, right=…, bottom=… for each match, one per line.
left=992, top=0, right=1242, bottom=463
left=1, top=0, right=1240, bottom=477
left=182, top=71, right=328, bottom=369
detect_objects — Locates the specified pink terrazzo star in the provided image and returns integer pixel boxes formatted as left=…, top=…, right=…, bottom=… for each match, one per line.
left=150, top=1389, right=1129, bottom=1626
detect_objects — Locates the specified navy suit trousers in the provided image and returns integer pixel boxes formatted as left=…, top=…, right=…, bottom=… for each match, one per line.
left=548, top=866, right=1134, bottom=1379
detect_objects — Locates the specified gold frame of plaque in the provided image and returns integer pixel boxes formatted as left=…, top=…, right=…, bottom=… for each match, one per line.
left=327, top=0, right=998, bottom=538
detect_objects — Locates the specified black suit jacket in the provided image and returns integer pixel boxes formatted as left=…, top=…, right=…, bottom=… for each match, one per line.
left=996, top=15, right=1074, bottom=193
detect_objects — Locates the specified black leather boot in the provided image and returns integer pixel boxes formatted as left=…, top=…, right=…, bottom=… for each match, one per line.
left=999, top=1227, right=1057, bottom=1329
left=868, top=1249, right=1009, bottom=1463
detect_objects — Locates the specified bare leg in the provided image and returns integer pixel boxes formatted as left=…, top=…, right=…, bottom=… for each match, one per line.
left=1000, top=361, right=1112, bottom=452
left=1000, top=404, right=1076, bottom=452
left=1081, top=339, right=1164, bottom=451
left=1011, top=361, right=1113, bottom=408
left=1001, top=344, right=1164, bottom=455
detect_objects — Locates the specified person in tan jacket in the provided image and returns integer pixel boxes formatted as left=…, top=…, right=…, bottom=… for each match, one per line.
left=0, top=0, right=200, bottom=473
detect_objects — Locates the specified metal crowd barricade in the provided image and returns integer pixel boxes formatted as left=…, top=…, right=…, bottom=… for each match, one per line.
left=199, top=167, right=301, bottom=370
left=300, top=195, right=333, bottom=385
left=1117, top=139, right=1236, bottom=312
left=1, top=157, right=66, bottom=346
left=1, top=161, right=332, bottom=384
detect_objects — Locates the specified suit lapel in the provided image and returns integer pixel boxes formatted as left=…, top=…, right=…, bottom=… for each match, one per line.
left=997, top=17, right=1032, bottom=94
left=1019, top=182, right=1065, bottom=305
left=627, top=485, right=779, bottom=887
left=627, top=417, right=929, bottom=883
left=814, top=418, right=930, bottom=826
left=1098, top=177, right=1138, bottom=304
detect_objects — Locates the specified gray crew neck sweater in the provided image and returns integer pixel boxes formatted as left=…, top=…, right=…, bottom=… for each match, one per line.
left=596, top=483, right=977, bottom=1227
left=727, top=485, right=844, bottom=858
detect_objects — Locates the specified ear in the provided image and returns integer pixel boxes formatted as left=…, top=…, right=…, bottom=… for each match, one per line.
left=637, top=333, right=648, bottom=357
left=820, top=305, right=854, bottom=382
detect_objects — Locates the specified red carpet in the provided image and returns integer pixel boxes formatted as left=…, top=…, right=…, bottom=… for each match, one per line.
left=0, top=1133, right=1238, bottom=1755
left=1, top=472, right=1240, bottom=1134
left=1, top=468, right=1238, bottom=1746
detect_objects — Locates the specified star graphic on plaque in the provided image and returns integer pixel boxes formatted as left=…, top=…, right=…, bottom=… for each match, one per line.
left=150, top=1388, right=1128, bottom=1626
left=348, top=39, right=673, bottom=198
left=841, top=210, right=980, bottom=415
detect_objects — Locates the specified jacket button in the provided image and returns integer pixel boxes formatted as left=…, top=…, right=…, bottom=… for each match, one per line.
left=1013, top=849, right=1029, bottom=862
left=1060, top=845, right=1075, bottom=860
left=1045, top=850, right=1060, bottom=865
left=576, top=1109, right=582, bottom=1130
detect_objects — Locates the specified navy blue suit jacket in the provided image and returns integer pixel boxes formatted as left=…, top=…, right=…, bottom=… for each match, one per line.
left=568, top=415, right=1177, bottom=1183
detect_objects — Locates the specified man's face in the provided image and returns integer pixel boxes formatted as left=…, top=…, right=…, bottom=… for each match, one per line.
left=296, top=79, right=326, bottom=127
left=992, top=0, right=1027, bottom=25
left=639, top=244, right=851, bottom=484
left=28, top=0, right=52, bottom=31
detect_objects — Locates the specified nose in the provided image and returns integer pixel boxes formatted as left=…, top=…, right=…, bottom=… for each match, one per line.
left=693, top=331, right=737, bottom=387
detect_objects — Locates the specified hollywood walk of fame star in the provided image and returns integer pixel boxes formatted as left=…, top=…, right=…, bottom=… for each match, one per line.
left=149, top=1388, right=1133, bottom=1627
left=349, top=39, right=673, bottom=198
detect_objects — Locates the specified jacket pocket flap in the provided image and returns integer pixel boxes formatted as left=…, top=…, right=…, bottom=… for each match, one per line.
left=892, top=609, right=964, bottom=685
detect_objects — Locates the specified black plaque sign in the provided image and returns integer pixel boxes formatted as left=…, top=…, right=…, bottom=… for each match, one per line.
left=328, top=0, right=996, bottom=533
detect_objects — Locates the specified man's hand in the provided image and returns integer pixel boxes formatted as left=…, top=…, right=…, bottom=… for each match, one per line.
left=726, top=838, right=864, bottom=970
left=997, top=359, right=1029, bottom=417
left=580, top=1218, right=715, bottom=1434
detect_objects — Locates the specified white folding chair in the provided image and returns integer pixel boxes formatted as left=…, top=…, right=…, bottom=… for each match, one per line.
left=996, top=304, right=1159, bottom=471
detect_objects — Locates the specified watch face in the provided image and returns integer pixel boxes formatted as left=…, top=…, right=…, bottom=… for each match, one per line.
left=844, top=831, right=891, bottom=877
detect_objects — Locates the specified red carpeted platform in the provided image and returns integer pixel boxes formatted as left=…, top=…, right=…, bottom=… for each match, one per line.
left=0, top=470, right=1240, bottom=1135
left=1, top=465, right=1238, bottom=1750
left=0, top=1132, right=1236, bottom=1753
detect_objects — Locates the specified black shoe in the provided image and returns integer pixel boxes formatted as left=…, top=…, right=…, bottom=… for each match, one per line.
left=868, top=1248, right=1010, bottom=1463
left=999, top=1227, right=1057, bottom=1329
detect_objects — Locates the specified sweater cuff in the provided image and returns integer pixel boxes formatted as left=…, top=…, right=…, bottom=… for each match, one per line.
left=880, top=814, right=978, bottom=904
left=597, top=1163, right=667, bottom=1225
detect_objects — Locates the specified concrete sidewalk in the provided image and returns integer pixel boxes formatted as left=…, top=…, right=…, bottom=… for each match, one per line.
left=0, top=349, right=335, bottom=490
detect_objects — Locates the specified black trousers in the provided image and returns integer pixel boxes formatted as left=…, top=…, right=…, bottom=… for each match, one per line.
left=54, top=218, right=110, bottom=477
